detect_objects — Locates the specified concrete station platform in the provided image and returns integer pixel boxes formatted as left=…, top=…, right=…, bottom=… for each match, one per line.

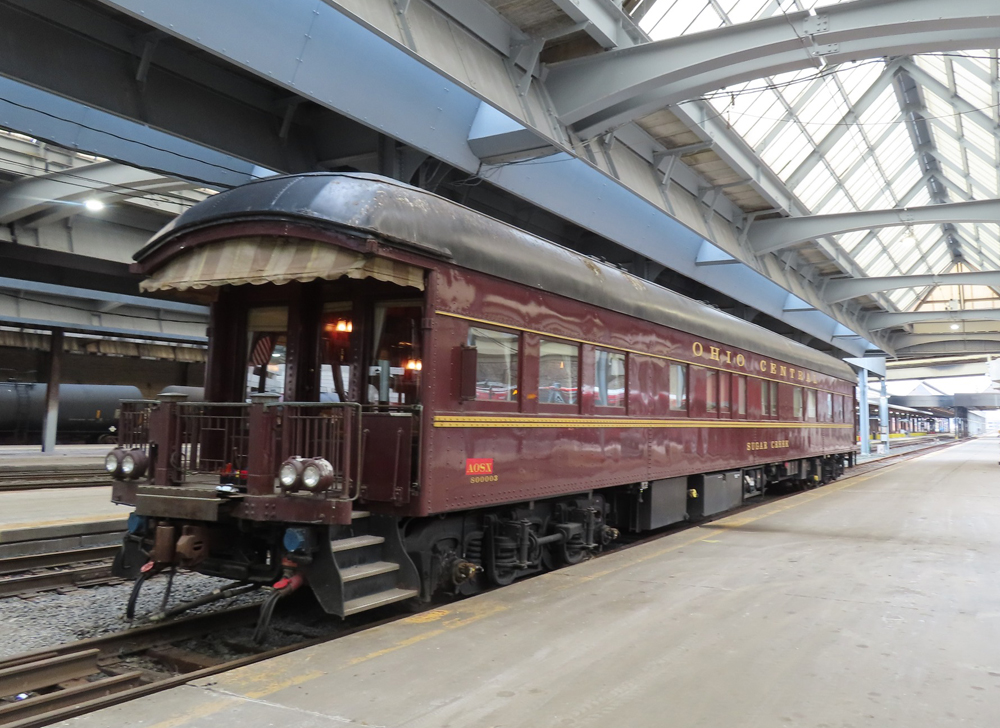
left=0, top=443, right=110, bottom=470
left=0, top=445, right=125, bottom=541
left=64, top=438, right=1000, bottom=727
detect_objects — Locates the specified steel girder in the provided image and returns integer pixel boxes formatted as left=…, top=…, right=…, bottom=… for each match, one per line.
left=867, top=309, right=1000, bottom=330
left=886, top=360, right=988, bottom=380
left=0, top=77, right=261, bottom=189
left=749, top=198, right=1000, bottom=255
left=0, top=161, right=187, bottom=224
left=825, top=271, right=1000, bottom=304
left=0, top=0, right=883, bottom=355
left=544, top=0, right=1000, bottom=137
left=892, top=333, right=1000, bottom=352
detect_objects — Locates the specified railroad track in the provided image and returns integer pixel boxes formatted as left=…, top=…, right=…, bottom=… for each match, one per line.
left=0, top=468, right=109, bottom=492
left=0, top=550, right=121, bottom=599
left=0, top=524, right=126, bottom=600
left=0, top=599, right=404, bottom=728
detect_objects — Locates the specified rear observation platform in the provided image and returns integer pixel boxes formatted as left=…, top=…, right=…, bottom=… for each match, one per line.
left=60, top=436, right=1000, bottom=727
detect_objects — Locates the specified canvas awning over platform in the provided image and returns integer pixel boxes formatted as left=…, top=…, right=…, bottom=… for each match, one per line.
left=140, top=236, right=425, bottom=292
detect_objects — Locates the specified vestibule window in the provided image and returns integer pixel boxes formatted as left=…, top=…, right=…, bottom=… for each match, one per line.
left=246, top=306, right=288, bottom=399
left=319, top=303, right=353, bottom=402
left=468, top=327, right=519, bottom=402
left=369, top=301, right=423, bottom=405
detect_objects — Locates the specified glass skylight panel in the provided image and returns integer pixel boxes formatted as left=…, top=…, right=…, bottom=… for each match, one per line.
left=825, top=125, right=867, bottom=177
left=684, top=4, right=725, bottom=35
left=839, top=229, right=868, bottom=254
left=907, top=187, right=933, bottom=207
left=923, top=88, right=958, bottom=135
left=759, top=125, right=812, bottom=179
left=893, top=290, right=918, bottom=310
left=951, top=58, right=993, bottom=110
left=796, top=80, right=849, bottom=142
left=854, top=238, right=883, bottom=269
left=794, top=163, right=836, bottom=210
left=838, top=62, right=886, bottom=105
left=888, top=161, right=922, bottom=201
left=967, top=156, right=998, bottom=196
left=642, top=1, right=712, bottom=40
left=719, top=0, right=770, bottom=25
left=857, top=85, right=898, bottom=127
left=961, top=121, right=996, bottom=162
left=874, top=126, right=915, bottom=182
left=914, top=55, right=950, bottom=88
left=931, top=125, right=962, bottom=163
left=897, top=246, right=922, bottom=273
left=822, top=188, right=854, bottom=215
left=867, top=249, right=897, bottom=277
left=842, top=158, right=883, bottom=206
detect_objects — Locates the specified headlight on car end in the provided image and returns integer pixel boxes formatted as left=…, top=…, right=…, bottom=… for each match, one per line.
left=301, top=458, right=335, bottom=493
left=278, top=457, right=305, bottom=492
left=121, top=449, right=149, bottom=480
left=104, top=448, right=125, bottom=479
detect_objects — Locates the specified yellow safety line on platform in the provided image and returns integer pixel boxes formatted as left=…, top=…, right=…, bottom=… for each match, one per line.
left=433, top=415, right=852, bottom=430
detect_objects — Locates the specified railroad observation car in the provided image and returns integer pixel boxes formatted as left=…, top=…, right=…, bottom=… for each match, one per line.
left=106, top=173, right=857, bottom=620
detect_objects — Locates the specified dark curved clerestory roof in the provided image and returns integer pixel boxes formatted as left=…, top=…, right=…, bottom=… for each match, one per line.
left=137, top=173, right=855, bottom=382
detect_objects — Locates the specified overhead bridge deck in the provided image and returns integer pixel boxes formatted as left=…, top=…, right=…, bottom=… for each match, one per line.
left=62, top=438, right=1000, bottom=727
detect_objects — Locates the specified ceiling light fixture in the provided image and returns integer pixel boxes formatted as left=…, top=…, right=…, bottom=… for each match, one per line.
left=84, top=198, right=105, bottom=212
left=950, top=323, right=961, bottom=330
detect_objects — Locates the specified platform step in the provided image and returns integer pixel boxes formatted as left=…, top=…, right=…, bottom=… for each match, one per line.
left=343, top=587, right=419, bottom=616
left=330, top=534, right=384, bottom=553
left=351, top=510, right=370, bottom=520
left=341, top=560, right=400, bottom=582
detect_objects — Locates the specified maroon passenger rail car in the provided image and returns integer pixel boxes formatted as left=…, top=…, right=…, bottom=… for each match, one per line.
left=106, top=173, right=857, bottom=620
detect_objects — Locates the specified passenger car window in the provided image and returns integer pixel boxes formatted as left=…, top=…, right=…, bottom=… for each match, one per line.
left=669, top=363, right=687, bottom=412
left=468, top=327, right=519, bottom=402
left=538, top=339, right=579, bottom=405
left=735, top=375, right=746, bottom=415
left=824, top=392, right=833, bottom=421
left=705, top=369, right=718, bottom=412
left=806, top=389, right=817, bottom=420
left=793, top=388, right=803, bottom=419
left=769, top=381, right=778, bottom=417
left=594, top=349, right=625, bottom=407
left=719, top=371, right=730, bottom=413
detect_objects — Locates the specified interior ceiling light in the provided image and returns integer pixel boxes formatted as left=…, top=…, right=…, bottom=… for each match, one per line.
left=950, top=323, right=961, bottom=330
left=84, top=198, right=105, bottom=212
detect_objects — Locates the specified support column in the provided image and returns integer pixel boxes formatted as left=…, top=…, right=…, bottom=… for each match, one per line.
left=858, top=368, right=870, bottom=457
left=879, top=377, right=889, bottom=453
left=41, top=328, right=63, bottom=453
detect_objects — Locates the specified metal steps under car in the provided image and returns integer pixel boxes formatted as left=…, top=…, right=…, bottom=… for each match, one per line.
left=305, top=511, right=420, bottom=618
left=344, top=587, right=419, bottom=616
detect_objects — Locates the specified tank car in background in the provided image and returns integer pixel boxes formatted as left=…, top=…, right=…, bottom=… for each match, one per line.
left=0, top=382, right=142, bottom=444
left=106, top=173, right=858, bottom=623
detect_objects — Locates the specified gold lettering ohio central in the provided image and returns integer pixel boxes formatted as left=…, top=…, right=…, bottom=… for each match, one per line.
left=690, top=341, right=820, bottom=384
